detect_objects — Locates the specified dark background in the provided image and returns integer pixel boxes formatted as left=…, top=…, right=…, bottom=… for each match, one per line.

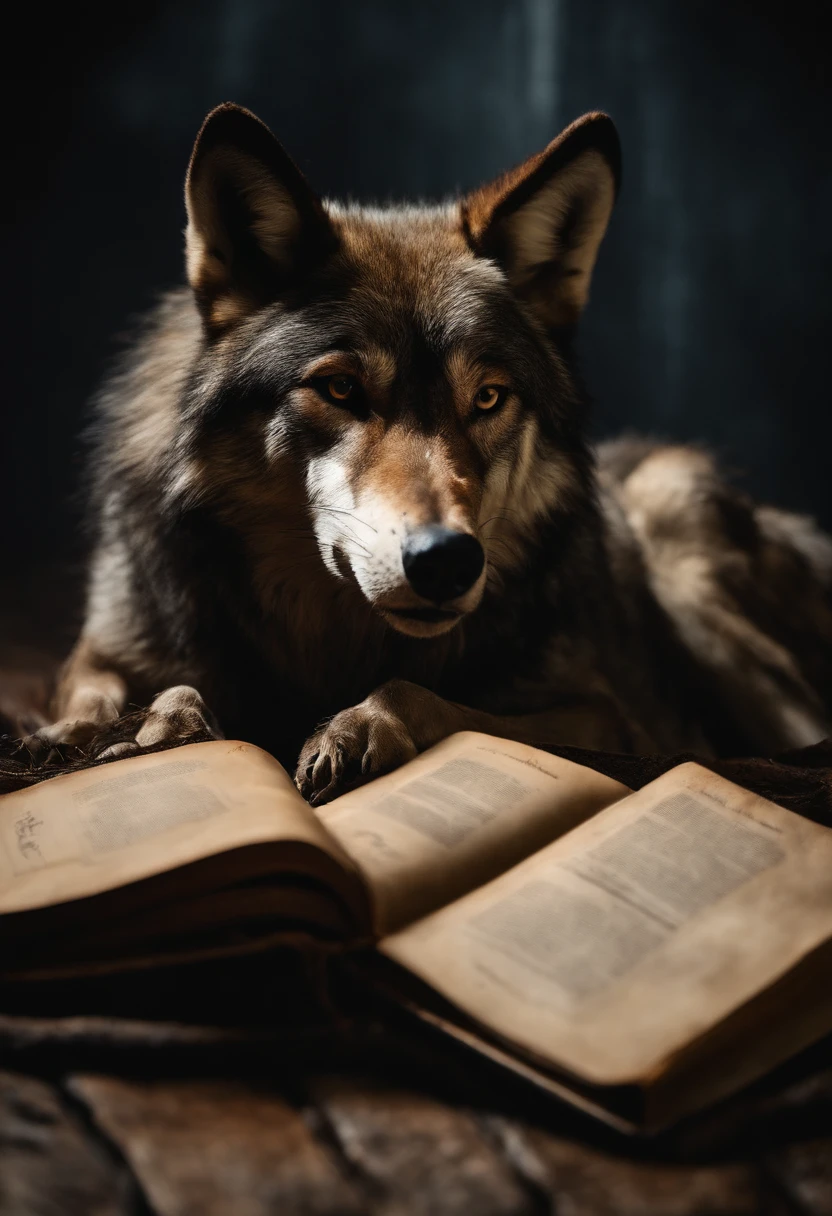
left=4, top=0, right=831, bottom=575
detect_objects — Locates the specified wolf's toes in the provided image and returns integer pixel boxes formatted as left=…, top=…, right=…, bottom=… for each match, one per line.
left=134, top=686, right=222, bottom=748
left=97, top=740, right=141, bottom=760
left=22, top=714, right=111, bottom=763
left=296, top=703, right=416, bottom=806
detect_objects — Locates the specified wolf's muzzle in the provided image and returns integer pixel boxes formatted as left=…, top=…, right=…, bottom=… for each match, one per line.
left=402, top=526, right=485, bottom=604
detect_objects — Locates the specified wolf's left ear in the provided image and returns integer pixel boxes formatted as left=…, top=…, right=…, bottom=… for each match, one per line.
left=461, top=113, right=620, bottom=329
left=185, top=103, right=336, bottom=332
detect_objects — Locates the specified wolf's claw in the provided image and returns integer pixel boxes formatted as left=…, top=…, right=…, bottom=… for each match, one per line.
left=296, top=699, right=417, bottom=805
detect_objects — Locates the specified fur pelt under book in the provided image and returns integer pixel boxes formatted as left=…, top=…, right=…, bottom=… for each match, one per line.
left=2, top=709, right=831, bottom=828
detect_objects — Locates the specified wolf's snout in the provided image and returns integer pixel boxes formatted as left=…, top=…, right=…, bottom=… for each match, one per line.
left=402, top=527, right=485, bottom=604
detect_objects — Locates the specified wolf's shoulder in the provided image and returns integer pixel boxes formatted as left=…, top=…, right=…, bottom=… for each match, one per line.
left=88, top=288, right=201, bottom=495
left=95, top=288, right=200, bottom=419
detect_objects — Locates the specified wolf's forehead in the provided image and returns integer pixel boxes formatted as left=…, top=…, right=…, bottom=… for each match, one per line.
left=330, top=204, right=506, bottom=342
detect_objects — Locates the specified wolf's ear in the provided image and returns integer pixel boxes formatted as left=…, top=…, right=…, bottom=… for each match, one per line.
left=185, top=103, right=336, bottom=332
left=461, top=113, right=620, bottom=329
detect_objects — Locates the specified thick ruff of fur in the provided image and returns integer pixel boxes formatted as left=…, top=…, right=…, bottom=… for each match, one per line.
left=41, top=104, right=832, bottom=803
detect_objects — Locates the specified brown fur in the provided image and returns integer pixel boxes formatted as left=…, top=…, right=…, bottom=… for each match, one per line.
left=30, top=104, right=832, bottom=803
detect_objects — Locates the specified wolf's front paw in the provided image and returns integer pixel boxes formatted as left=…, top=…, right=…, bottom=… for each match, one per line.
left=97, top=686, right=222, bottom=758
left=22, top=695, right=123, bottom=763
left=295, top=697, right=418, bottom=806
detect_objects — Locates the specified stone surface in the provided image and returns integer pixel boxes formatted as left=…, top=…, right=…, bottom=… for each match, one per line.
left=0, top=1020, right=830, bottom=1214
left=490, top=1118, right=763, bottom=1216
left=0, top=1070, right=130, bottom=1216
left=769, top=1138, right=832, bottom=1215
left=311, top=1077, right=537, bottom=1215
left=71, top=1075, right=363, bottom=1216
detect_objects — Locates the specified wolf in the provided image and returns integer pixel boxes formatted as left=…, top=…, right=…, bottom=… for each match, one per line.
left=38, top=103, right=832, bottom=804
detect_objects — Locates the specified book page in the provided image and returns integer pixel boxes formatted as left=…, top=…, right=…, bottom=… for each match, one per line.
left=0, top=741, right=358, bottom=915
left=318, top=732, right=629, bottom=933
left=381, top=762, right=832, bottom=1085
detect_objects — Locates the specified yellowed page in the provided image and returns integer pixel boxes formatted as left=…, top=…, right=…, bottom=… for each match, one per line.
left=319, top=732, right=629, bottom=932
left=0, top=741, right=356, bottom=914
left=381, top=762, right=832, bottom=1085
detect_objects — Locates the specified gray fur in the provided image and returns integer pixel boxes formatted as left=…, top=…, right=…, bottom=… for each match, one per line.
left=42, top=105, right=831, bottom=803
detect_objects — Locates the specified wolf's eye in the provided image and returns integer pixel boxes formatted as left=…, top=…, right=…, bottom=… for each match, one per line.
left=308, top=373, right=368, bottom=416
left=473, top=385, right=508, bottom=414
left=324, top=375, right=357, bottom=403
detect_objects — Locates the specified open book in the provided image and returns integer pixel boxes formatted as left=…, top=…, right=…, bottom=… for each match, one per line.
left=2, top=733, right=831, bottom=1131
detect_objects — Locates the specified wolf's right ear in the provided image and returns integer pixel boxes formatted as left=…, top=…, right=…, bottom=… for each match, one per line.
left=185, top=104, right=336, bottom=333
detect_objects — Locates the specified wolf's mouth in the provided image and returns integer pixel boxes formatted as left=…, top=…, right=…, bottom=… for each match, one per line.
left=386, top=607, right=462, bottom=624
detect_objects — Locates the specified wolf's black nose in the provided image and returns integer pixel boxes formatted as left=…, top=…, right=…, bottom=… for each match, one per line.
left=402, top=527, right=485, bottom=603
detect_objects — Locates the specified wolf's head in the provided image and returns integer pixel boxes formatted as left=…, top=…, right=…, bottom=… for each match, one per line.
left=182, top=104, right=619, bottom=638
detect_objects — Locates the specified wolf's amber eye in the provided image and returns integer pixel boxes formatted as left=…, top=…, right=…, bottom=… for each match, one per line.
left=326, top=375, right=357, bottom=402
left=473, top=385, right=507, bottom=413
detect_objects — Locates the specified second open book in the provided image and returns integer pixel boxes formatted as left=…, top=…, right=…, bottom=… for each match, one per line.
left=2, top=732, right=832, bottom=1130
